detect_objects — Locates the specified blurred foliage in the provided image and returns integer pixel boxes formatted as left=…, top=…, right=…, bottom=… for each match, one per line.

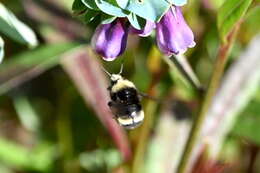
left=0, top=0, right=260, bottom=173
left=217, top=0, right=253, bottom=43
left=232, top=91, right=260, bottom=145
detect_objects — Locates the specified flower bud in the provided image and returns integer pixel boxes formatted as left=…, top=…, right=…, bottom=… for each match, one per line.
left=156, top=6, right=195, bottom=55
left=91, top=19, right=129, bottom=61
left=130, top=20, right=156, bottom=37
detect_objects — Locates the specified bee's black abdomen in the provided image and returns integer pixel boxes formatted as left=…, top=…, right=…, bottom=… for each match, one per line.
left=125, top=104, right=142, bottom=114
left=116, top=87, right=139, bottom=104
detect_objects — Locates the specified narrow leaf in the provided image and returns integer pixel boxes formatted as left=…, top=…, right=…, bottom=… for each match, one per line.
left=84, top=9, right=99, bottom=23
left=13, top=95, right=40, bottom=132
left=217, top=0, right=252, bottom=42
left=81, top=0, right=99, bottom=10
left=72, top=0, right=87, bottom=12
left=163, top=54, right=202, bottom=92
left=0, top=3, right=38, bottom=47
left=0, top=42, right=79, bottom=95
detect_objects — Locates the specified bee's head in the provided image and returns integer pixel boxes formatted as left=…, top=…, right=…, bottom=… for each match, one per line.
left=111, top=74, right=122, bottom=83
left=102, top=64, right=124, bottom=84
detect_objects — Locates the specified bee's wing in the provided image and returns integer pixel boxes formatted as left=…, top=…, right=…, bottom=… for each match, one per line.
left=108, top=101, right=129, bottom=118
left=138, top=92, right=162, bottom=103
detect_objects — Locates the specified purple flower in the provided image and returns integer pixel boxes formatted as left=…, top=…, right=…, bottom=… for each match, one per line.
left=156, top=6, right=195, bottom=55
left=91, top=19, right=129, bottom=61
left=130, top=20, right=156, bottom=37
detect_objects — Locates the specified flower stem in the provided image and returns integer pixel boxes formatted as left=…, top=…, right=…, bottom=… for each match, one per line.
left=176, top=24, right=240, bottom=173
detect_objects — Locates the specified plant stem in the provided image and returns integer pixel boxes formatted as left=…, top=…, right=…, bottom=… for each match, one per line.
left=176, top=24, right=240, bottom=173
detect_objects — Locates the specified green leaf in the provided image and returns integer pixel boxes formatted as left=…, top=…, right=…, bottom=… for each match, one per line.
left=79, top=149, right=121, bottom=171
left=72, top=0, right=87, bottom=12
left=0, top=138, right=56, bottom=171
left=242, top=6, right=260, bottom=40
left=95, top=0, right=129, bottom=17
left=101, top=14, right=117, bottom=24
left=13, top=95, right=40, bottom=132
left=127, top=13, right=146, bottom=30
left=84, top=10, right=99, bottom=23
left=232, top=94, right=260, bottom=145
left=217, top=0, right=253, bottom=42
left=119, top=0, right=170, bottom=22
left=82, top=0, right=99, bottom=10
left=0, top=36, right=3, bottom=63
left=0, top=42, right=80, bottom=95
left=0, top=3, right=38, bottom=47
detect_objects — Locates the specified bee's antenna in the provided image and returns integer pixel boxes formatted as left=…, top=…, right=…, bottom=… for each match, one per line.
left=119, top=64, right=124, bottom=74
left=101, top=66, right=112, bottom=77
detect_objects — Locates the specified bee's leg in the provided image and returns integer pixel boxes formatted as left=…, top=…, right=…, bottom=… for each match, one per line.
left=108, top=101, right=117, bottom=107
left=107, top=101, right=118, bottom=119
left=131, top=117, right=135, bottom=124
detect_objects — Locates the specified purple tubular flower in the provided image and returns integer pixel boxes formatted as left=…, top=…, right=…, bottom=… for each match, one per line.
left=156, top=6, right=196, bottom=55
left=129, top=20, right=156, bottom=37
left=91, top=19, right=129, bottom=61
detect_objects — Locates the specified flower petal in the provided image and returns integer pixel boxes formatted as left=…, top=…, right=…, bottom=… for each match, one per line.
left=91, top=19, right=129, bottom=61
left=156, top=6, right=195, bottom=55
left=129, top=20, right=156, bottom=37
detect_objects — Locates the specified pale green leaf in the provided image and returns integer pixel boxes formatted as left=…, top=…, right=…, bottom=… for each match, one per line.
left=120, top=0, right=170, bottom=22
left=167, top=0, right=187, bottom=6
left=95, top=0, right=129, bottom=17
left=115, top=0, right=129, bottom=8
left=0, top=3, right=38, bottom=47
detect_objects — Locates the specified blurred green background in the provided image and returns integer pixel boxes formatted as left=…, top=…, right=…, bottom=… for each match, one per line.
left=0, top=0, right=260, bottom=173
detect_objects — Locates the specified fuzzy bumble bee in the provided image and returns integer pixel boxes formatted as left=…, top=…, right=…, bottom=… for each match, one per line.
left=103, top=66, right=144, bottom=129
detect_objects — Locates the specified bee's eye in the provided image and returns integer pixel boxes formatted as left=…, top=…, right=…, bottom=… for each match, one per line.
left=111, top=80, right=117, bottom=85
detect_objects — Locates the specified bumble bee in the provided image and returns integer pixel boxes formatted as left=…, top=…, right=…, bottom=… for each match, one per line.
left=103, top=65, right=144, bottom=129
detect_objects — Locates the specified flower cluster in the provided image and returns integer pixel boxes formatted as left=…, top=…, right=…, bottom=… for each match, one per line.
left=91, top=6, right=195, bottom=61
